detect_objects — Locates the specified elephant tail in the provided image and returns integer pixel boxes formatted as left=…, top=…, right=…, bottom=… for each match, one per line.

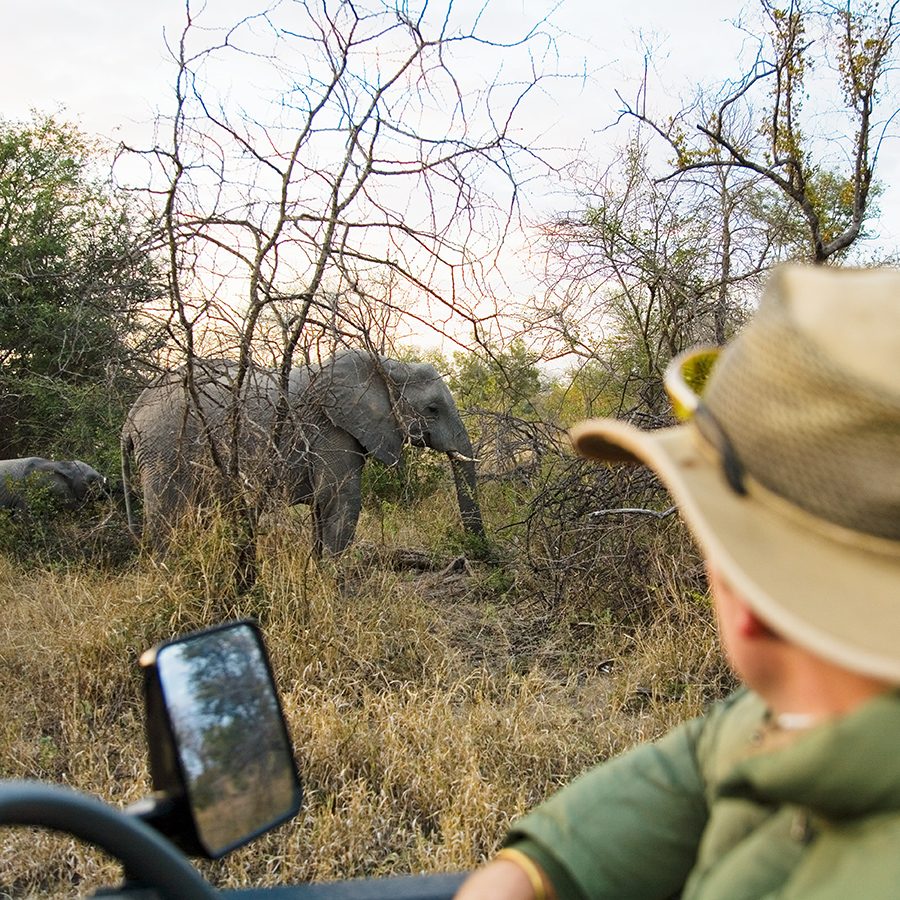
left=120, top=431, right=140, bottom=540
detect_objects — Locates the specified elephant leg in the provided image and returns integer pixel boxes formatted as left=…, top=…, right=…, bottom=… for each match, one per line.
left=140, top=464, right=198, bottom=550
left=311, top=465, right=363, bottom=557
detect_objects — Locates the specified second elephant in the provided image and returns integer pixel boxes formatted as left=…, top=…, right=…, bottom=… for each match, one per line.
left=0, top=457, right=108, bottom=513
left=120, top=350, right=485, bottom=555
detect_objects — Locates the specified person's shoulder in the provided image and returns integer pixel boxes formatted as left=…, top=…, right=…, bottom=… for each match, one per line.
left=783, top=812, right=900, bottom=898
left=693, top=688, right=767, bottom=784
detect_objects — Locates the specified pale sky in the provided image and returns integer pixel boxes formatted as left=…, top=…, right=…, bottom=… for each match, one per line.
left=3, top=0, right=899, bottom=341
left=2, top=2, right=745, bottom=142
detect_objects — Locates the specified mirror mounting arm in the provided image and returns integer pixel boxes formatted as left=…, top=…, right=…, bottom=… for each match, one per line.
left=125, top=793, right=204, bottom=858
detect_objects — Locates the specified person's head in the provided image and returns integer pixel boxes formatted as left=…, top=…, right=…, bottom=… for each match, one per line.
left=705, top=561, right=891, bottom=714
left=569, top=265, right=900, bottom=694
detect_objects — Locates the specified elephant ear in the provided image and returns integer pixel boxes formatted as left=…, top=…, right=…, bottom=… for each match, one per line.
left=311, top=350, right=404, bottom=466
left=53, top=461, right=87, bottom=500
left=24, top=459, right=78, bottom=504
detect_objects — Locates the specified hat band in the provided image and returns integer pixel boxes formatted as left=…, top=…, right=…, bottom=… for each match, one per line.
left=691, top=426, right=900, bottom=560
left=694, top=404, right=747, bottom=496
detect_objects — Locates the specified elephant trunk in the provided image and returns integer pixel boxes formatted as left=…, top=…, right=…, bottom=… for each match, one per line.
left=448, top=451, right=485, bottom=540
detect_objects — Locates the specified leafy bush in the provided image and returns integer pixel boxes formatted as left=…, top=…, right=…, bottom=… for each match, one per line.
left=0, top=493, right=130, bottom=568
left=361, top=452, right=449, bottom=507
left=0, top=113, right=164, bottom=467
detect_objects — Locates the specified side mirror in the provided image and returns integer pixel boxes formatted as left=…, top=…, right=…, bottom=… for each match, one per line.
left=138, top=620, right=302, bottom=858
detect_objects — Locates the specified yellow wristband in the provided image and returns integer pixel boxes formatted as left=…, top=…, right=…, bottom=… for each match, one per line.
left=493, top=847, right=549, bottom=900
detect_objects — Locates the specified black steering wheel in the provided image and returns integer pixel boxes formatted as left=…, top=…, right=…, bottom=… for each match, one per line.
left=0, top=780, right=216, bottom=900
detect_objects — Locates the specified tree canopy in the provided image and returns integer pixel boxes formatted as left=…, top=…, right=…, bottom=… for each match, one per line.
left=450, top=340, right=542, bottom=418
left=528, top=1, right=900, bottom=421
left=0, top=114, right=164, bottom=463
left=620, top=0, right=898, bottom=264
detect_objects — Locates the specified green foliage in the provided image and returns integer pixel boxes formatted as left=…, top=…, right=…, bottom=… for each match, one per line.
left=0, top=114, right=163, bottom=381
left=436, top=522, right=496, bottom=564
left=0, top=113, right=164, bottom=460
left=389, top=346, right=452, bottom=374
left=361, top=452, right=448, bottom=507
left=449, top=340, right=541, bottom=417
left=0, top=373, right=125, bottom=477
left=540, top=360, right=624, bottom=426
left=0, top=486, right=123, bottom=567
left=805, top=168, right=883, bottom=250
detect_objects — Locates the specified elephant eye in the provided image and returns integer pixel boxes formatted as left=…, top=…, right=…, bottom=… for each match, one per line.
left=425, top=403, right=440, bottom=416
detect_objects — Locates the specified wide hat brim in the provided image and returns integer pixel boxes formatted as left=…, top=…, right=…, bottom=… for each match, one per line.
left=570, top=418, right=900, bottom=683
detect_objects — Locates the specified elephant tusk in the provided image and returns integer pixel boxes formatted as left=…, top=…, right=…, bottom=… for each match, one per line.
left=448, top=451, right=480, bottom=463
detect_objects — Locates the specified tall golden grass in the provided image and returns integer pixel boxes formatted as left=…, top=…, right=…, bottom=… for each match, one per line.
left=0, top=485, right=731, bottom=897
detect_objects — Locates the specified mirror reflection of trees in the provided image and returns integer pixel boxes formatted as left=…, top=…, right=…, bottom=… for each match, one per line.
left=159, top=625, right=298, bottom=854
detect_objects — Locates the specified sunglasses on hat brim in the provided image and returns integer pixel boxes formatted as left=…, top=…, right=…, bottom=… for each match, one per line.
left=664, top=347, right=748, bottom=496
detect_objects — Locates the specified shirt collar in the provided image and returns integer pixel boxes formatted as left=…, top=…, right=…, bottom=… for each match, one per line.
left=718, top=690, right=900, bottom=818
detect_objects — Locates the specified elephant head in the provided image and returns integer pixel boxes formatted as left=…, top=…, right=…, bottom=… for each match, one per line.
left=0, top=457, right=108, bottom=513
left=305, top=350, right=485, bottom=540
left=67, top=460, right=110, bottom=502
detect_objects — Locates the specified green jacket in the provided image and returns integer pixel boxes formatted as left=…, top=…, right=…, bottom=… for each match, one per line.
left=508, top=689, right=900, bottom=899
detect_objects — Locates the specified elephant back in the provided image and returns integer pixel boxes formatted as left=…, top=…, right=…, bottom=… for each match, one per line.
left=123, top=358, right=301, bottom=516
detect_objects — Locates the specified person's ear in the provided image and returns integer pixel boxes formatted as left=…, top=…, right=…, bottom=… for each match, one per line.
left=707, top=563, right=779, bottom=641
left=735, top=602, right=778, bottom=640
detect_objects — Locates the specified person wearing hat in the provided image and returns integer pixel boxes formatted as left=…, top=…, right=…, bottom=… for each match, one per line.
left=453, top=265, right=900, bottom=900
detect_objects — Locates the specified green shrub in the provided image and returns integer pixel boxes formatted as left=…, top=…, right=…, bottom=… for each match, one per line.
left=362, top=453, right=448, bottom=507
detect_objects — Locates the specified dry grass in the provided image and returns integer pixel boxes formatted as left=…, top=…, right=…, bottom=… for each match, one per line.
left=0, top=488, right=732, bottom=897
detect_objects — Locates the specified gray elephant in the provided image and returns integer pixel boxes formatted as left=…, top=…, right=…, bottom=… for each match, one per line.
left=120, top=350, right=485, bottom=555
left=0, top=457, right=109, bottom=514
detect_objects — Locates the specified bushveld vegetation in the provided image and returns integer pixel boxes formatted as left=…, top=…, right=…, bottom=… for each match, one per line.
left=0, top=455, right=732, bottom=898
left=1, top=1, right=898, bottom=896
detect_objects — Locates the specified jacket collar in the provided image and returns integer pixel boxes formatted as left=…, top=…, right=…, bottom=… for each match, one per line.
left=719, top=690, right=900, bottom=819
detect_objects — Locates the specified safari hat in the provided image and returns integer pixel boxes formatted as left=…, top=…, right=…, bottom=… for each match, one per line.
left=570, top=265, right=900, bottom=682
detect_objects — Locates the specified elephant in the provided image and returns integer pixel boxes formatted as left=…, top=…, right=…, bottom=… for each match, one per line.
left=0, top=457, right=109, bottom=514
left=120, top=350, right=485, bottom=556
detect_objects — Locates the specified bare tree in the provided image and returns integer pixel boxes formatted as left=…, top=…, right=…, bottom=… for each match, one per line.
left=118, top=0, right=560, bottom=576
left=619, top=0, right=900, bottom=264
left=522, top=1, right=899, bottom=424
left=529, top=136, right=768, bottom=416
